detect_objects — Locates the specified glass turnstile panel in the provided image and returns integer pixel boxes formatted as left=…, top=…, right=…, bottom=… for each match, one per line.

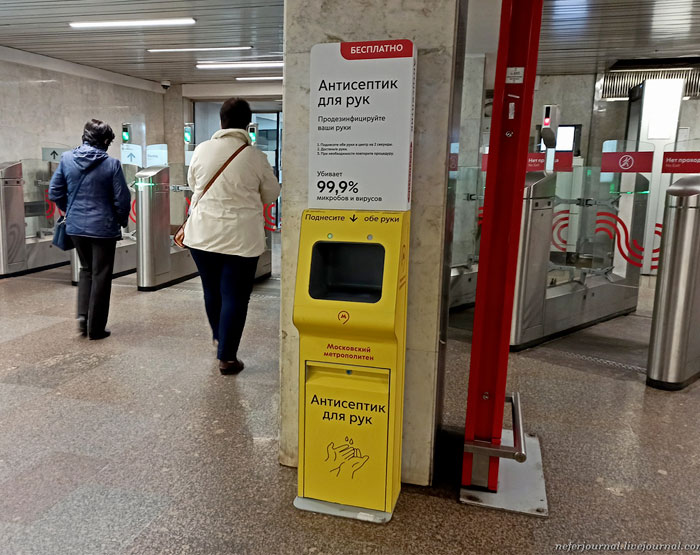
left=20, top=159, right=59, bottom=238
left=549, top=156, right=649, bottom=288
left=169, top=163, right=192, bottom=236
left=452, top=166, right=483, bottom=269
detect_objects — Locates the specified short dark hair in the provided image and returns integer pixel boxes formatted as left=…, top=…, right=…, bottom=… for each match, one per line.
left=82, top=119, right=115, bottom=150
left=220, top=97, right=252, bottom=130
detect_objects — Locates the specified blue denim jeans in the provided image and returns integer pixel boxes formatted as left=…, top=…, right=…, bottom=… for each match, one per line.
left=189, top=248, right=259, bottom=361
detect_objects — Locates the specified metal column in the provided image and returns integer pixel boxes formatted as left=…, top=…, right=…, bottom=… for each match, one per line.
left=0, top=162, right=27, bottom=275
left=647, top=176, right=700, bottom=390
left=134, top=166, right=197, bottom=291
left=460, top=0, right=548, bottom=515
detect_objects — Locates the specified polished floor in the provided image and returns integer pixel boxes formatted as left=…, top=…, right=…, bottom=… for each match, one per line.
left=0, top=250, right=698, bottom=554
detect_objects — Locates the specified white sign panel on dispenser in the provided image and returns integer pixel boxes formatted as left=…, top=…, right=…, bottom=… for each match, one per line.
left=308, top=39, right=417, bottom=211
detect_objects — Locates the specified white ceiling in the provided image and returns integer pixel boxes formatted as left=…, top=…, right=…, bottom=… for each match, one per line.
left=539, top=0, right=700, bottom=74
left=0, top=0, right=699, bottom=85
left=0, top=0, right=284, bottom=84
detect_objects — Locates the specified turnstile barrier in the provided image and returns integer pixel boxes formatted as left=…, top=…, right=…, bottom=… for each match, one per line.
left=134, top=166, right=197, bottom=291
left=647, top=176, right=700, bottom=390
left=0, top=160, right=70, bottom=277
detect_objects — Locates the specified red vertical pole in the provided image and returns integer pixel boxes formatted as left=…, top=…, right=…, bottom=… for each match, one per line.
left=462, top=0, right=544, bottom=491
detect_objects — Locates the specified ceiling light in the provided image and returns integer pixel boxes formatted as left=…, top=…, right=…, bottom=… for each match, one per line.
left=197, top=61, right=284, bottom=70
left=609, top=67, right=692, bottom=73
left=236, top=76, right=283, bottom=81
left=70, top=18, right=196, bottom=29
left=148, top=46, right=252, bottom=53
left=196, top=55, right=284, bottom=63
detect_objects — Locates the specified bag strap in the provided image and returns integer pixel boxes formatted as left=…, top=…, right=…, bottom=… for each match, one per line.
left=64, top=158, right=106, bottom=221
left=192, top=143, right=249, bottom=210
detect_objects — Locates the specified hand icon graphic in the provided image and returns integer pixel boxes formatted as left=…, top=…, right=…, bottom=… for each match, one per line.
left=325, top=438, right=370, bottom=479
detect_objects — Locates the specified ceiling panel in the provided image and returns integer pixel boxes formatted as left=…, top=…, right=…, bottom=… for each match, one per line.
left=539, top=0, right=700, bottom=74
left=0, top=0, right=284, bottom=84
left=0, top=0, right=699, bottom=84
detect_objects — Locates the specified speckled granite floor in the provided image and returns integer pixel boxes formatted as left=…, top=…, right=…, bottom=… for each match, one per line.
left=0, top=252, right=697, bottom=554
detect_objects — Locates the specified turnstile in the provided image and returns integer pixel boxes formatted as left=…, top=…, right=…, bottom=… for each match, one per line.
left=70, top=163, right=140, bottom=285
left=510, top=170, right=647, bottom=349
left=134, top=166, right=198, bottom=291
left=132, top=165, right=272, bottom=291
left=0, top=160, right=69, bottom=277
left=0, top=161, right=26, bottom=275
left=647, top=176, right=700, bottom=390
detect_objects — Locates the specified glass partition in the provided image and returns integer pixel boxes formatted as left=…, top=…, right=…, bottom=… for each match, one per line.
left=20, top=159, right=58, bottom=238
left=548, top=140, right=651, bottom=287
left=451, top=166, right=483, bottom=270
left=252, top=112, right=282, bottom=229
left=168, top=163, right=191, bottom=235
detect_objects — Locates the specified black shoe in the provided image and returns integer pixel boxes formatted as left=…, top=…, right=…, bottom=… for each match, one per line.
left=77, top=316, right=87, bottom=337
left=89, top=329, right=111, bottom=340
left=218, top=359, right=244, bottom=375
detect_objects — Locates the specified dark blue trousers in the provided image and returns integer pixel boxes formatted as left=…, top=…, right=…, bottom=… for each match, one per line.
left=189, top=248, right=259, bottom=362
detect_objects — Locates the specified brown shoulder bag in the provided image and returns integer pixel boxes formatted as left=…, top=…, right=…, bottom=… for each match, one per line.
left=174, top=143, right=249, bottom=248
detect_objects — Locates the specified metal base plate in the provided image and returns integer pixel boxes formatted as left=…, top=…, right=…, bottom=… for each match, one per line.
left=460, top=431, right=548, bottom=517
left=294, top=497, right=393, bottom=523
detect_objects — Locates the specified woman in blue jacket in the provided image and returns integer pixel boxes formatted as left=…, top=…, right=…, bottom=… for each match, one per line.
left=49, top=119, right=130, bottom=340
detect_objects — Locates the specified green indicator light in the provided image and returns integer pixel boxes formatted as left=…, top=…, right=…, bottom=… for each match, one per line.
left=249, top=131, right=257, bottom=142
left=587, top=169, right=592, bottom=176
left=122, top=131, right=130, bottom=142
left=327, top=233, right=333, bottom=239
left=184, top=130, right=192, bottom=143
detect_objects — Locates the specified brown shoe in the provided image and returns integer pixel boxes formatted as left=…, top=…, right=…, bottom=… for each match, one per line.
left=218, top=359, right=245, bottom=375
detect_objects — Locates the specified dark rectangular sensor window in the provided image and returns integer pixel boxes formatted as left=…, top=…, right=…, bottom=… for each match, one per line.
left=308, top=242, right=385, bottom=303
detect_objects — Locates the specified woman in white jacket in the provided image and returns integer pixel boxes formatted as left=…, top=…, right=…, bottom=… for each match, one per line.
left=184, top=98, right=281, bottom=374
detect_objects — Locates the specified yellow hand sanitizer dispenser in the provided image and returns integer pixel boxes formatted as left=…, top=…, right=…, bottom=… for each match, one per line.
left=293, top=209, right=410, bottom=523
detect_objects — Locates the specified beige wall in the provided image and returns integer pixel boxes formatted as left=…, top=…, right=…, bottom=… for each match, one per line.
left=0, top=59, right=165, bottom=163
left=588, top=98, right=629, bottom=167
left=679, top=98, right=700, bottom=140
left=279, top=0, right=461, bottom=486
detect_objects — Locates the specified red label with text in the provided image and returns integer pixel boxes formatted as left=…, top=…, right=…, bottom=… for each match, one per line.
left=662, top=152, right=700, bottom=173
left=601, top=151, right=654, bottom=173
left=340, top=39, right=414, bottom=60
left=481, top=152, right=573, bottom=172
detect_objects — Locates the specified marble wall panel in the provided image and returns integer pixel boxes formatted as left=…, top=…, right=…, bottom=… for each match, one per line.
left=679, top=98, right=700, bottom=139
left=459, top=55, right=486, bottom=167
left=0, top=60, right=165, bottom=164
left=280, top=0, right=460, bottom=485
